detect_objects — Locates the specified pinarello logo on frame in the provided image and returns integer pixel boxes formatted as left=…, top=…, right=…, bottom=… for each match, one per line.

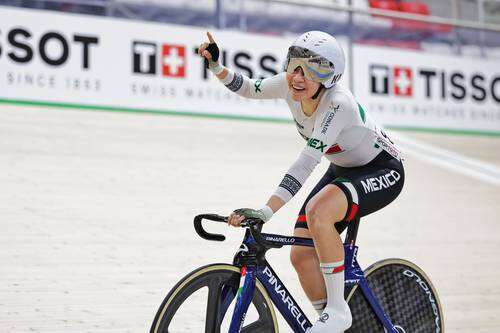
left=132, top=41, right=186, bottom=78
left=370, top=64, right=413, bottom=97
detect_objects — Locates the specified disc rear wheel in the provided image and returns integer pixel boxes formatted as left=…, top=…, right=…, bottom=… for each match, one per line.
left=346, top=259, right=444, bottom=333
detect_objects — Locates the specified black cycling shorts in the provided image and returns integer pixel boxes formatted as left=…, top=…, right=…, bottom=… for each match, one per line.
left=295, top=151, right=405, bottom=234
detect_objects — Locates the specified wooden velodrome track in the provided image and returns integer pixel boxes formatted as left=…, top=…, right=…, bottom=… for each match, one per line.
left=1, top=105, right=499, bottom=332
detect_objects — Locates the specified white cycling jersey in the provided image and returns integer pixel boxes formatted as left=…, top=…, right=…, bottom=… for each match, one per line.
left=219, top=70, right=401, bottom=203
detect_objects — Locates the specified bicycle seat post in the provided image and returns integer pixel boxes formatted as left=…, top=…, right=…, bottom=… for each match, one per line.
left=345, top=217, right=360, bottom=246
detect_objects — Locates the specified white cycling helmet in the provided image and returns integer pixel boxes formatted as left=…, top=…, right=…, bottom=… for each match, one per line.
left=285, top=31, right=345, bottom=89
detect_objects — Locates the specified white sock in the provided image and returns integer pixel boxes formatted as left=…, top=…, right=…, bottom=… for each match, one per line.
left=320, top=260, right=346, bottom=311
left=311, top=298, right=327, bottom=315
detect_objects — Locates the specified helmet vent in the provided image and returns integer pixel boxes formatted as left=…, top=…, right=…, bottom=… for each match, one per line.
left=315, top=38, right=327, bottom=46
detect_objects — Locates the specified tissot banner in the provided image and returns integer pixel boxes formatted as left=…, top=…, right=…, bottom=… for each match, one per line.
left=1, top=6, right=498, bottom=133
left=0, top=7, right=302, bottom=119
left=352, top=44, right=500, bottom=132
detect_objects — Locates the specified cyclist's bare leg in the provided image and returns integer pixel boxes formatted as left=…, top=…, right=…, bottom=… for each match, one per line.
left=290, top=228, right=326, bottom=303
left=305, top=184, right=352, bottom=331
left=305, top=184, right=347, bottom=263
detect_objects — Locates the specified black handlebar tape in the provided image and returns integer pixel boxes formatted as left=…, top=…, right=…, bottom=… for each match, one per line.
left=194, top=214, right=226, bottom=242
left=205, top=42, right=220, bottom=62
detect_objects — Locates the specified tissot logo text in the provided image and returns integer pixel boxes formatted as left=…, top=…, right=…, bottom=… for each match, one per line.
left=393, top=67, right=412, bottom=96
left=162, top=44, right=185, bottom=77
left=132, top=41, right=186, bottom=78
left=0, top=26, right=101, bottom=93
left=0, top=27, right=99, bottom=69
left=132, top=41, right=156, bottom=74
left=369, top=63, right=500, bottom=103
left=370, top=65, right=389, bottom=94
left=370, top=64, right=413, bottom=97
left=193, top=47, right=280, bottom=80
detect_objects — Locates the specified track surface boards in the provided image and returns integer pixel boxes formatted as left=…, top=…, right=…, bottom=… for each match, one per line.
left=1, top=105, right=499, bottom=332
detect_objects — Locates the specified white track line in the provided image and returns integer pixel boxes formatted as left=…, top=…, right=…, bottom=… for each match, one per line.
left=392, top=133, right=500, bottom=186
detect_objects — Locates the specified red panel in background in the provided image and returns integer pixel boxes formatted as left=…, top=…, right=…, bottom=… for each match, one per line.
left=399, top=1, right=430, bottom=15
left=368, top=1, right=453, bottom=33
left=369, top=0, right=399, bottom=11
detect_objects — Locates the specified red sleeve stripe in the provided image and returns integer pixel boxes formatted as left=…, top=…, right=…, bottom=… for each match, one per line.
left=326, top=144, right=343, bottom=155
left=297, top=215, right=307, bottom=222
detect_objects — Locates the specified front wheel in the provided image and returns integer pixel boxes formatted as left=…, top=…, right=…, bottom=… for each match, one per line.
left=150, top=263, right=279, bottom=333
left=346, top=258, right=444, bottom=333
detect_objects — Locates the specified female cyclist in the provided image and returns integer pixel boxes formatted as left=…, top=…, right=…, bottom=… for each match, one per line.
left=198, top=31, right=404, bottom=333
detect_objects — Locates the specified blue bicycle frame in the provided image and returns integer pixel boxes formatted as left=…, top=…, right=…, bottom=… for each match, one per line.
left=228, top=233, right=400, bottom=333
left=192, top=214, right=400, bottom=333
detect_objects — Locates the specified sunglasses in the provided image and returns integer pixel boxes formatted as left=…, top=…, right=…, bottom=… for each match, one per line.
left=285, top=46, right=336, bottom=84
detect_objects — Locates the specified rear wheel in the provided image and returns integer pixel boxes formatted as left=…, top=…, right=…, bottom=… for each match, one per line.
left=346, top=259, right=444, bottom=333
left=151, top=263, right=278, bottom=333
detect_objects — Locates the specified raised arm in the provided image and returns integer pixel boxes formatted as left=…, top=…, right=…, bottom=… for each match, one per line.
left=198, top=32, right=288, bottom=99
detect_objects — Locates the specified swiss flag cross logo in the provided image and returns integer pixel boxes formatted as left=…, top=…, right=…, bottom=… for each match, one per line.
left=393, top=67, right=412, bottom=96
left=162, top=44, right=186, bottom=78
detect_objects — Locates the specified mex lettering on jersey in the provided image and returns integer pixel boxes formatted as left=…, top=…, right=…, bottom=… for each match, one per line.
left=307, top=138, right=327, bottom=152
left=254, top=79, right=263, bottom=93
left=361, top=170, right=401, bottom=194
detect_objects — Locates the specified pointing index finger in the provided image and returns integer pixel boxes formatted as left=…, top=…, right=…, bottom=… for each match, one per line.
left=207, top=31, right=215, bottom=44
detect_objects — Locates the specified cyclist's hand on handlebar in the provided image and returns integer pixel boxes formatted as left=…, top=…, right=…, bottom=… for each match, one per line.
left=227, top=211, right=246, bottom=227
left=228, top=208, right=270, bottom=227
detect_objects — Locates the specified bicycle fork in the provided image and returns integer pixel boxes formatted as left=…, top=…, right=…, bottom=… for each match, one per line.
left=228, top=265, right=256, bottom=333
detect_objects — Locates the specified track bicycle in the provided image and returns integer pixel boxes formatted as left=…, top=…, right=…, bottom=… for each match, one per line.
left=151, top=214, right=444, bottom=333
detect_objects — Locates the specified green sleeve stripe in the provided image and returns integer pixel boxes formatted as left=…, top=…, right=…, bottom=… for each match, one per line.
left=357, top=103, right=366, bottom=123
